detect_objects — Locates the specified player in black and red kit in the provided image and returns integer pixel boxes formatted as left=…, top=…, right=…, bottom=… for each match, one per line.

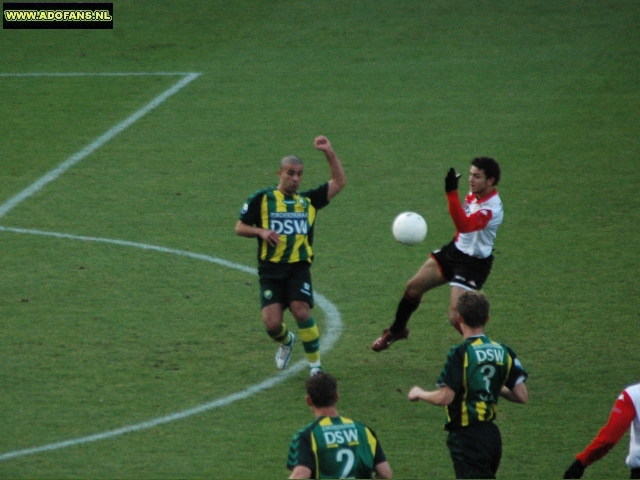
left=372, top=157, right=503, bottom=352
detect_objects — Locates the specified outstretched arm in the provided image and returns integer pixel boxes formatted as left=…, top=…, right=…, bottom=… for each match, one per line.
left=564, top=389, right=636, bottom=478
left=314, top=135, right=346, bottom=200
left=576, top=390, right=636, bottom=465
left=408, top=385, right=455, bottom=406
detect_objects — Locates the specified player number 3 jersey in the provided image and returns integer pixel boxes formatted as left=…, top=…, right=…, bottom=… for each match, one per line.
left=437, top=335, right=527, bottom=430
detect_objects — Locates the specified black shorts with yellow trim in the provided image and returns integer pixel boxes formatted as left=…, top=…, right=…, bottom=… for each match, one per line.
left=258, top=261, right=314, bottom=309
left=431, top=240, right=493, bottom=290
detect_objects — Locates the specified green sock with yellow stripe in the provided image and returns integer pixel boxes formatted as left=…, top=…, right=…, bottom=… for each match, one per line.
left=268, top=323, right=292, bottom=345
left=297, top=317, right=320, bottom=365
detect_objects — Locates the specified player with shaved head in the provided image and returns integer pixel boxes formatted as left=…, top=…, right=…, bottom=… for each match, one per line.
left=236, top=136, right=346, bottom=376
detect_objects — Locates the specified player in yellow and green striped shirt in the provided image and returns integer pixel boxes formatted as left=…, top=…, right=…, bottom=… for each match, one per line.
left=235, top=136, right=346, bottom=376
left=287, top=373, right=392, bottom=479
left=408, top=291, right=528, bottom=479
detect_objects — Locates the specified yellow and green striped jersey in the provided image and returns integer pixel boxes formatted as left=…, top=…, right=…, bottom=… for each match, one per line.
left=437, top=335, right=528, bottom=430
left=287, top=415, right=387, bottom=479
left=239, top=183, right=329, bottom=264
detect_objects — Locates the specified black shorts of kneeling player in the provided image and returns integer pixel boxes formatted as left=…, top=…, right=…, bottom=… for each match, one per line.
left=258, top=261, right=314, bottom=309
left=431, top=241, right=493, bottom=290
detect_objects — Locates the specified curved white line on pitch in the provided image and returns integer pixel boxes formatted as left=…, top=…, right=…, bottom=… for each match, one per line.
left=0, top=226, right=343, bottom=461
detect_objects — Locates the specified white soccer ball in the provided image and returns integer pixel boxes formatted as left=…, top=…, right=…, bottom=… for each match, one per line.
left=392, top=212, right=427, bottom=246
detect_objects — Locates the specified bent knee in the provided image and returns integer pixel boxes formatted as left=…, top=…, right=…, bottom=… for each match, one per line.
left=290, top=302, right=311, bottom=321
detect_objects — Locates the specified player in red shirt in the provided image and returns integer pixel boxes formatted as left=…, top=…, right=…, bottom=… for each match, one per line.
left=372, top=157, right=503, bottom=352
left=564, top=382, right=640, bottom=478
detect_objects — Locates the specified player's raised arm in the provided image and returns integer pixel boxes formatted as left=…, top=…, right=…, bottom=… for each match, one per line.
left=314, top=135, right=346, bottom=200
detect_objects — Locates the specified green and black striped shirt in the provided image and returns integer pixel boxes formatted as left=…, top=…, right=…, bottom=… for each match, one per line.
left=287, top=415, right=387, bottom=479
left=437, top=335, right=528, bottom=430
left=239, top=183, right=329, bottom=264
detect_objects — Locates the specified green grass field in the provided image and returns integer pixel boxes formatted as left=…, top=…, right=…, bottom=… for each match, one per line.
left=1, top=1, right=639, bottom=478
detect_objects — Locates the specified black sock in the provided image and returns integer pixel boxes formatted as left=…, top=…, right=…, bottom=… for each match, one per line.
left=390, top=292, right=421, bottom=334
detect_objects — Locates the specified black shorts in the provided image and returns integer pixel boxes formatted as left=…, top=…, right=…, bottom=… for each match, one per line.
left=447, top=422, right=502, bottom=479
left=258, top=261, right=314, bottom=309
left=431, top=241, right=493, bottom=290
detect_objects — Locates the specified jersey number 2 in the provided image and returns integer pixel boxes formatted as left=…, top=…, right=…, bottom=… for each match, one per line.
left=336, top=448, right=355, bottom=478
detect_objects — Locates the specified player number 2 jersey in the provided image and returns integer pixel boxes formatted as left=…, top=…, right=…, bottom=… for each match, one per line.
left=287, top=415, right=387, bottom=479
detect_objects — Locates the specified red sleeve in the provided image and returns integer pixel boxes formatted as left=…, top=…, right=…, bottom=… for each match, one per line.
left=576, top=390, right=637, bottom=466
left=446, top=191, right=493, bottom=233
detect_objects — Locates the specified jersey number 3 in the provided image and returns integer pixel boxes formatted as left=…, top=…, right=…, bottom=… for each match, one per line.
left=480, top=364, right=496, bottom=392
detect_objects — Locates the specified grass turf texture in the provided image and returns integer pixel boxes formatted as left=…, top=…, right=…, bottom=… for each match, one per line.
left=1, top=0, right=639, bottom=477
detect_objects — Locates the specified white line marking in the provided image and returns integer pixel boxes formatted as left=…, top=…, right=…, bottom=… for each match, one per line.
left=0, top=72, right=342, bottom=461
left=0, top=226, right=343, bottom=461
left=0, top=227, right=258, bottom=275
left=0, top=72, right=201, bottom=219
left=0, top=72, right=198, bottom=77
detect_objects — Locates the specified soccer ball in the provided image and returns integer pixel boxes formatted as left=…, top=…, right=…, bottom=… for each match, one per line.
left=392, top=212, right=427, bottom=246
